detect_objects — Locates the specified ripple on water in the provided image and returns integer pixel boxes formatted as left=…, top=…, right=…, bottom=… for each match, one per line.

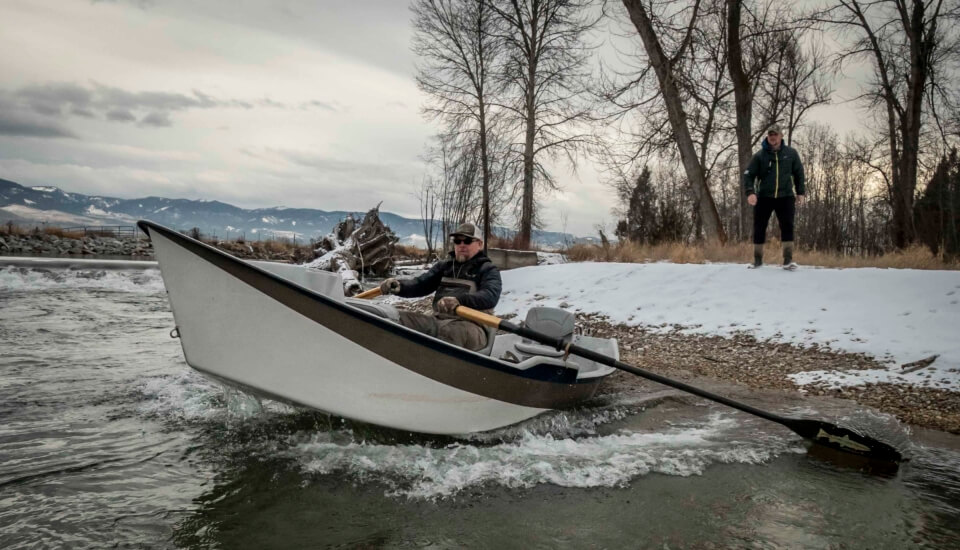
left=277, top=405, right=798, bottom=500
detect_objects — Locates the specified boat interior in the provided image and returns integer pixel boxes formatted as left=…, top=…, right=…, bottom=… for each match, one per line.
left=247, top=261, right=617, bottom=379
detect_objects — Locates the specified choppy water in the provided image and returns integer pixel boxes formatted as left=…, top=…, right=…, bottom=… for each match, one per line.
left=2, top=265, right=959, bottom=549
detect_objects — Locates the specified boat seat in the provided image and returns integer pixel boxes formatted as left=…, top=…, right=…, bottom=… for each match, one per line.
left=515, top=307, right=575, bottom=357
left=344, top=298, right=400, bottom=322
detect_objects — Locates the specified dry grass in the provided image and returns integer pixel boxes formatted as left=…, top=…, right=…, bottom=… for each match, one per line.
left=485, top=234, right=549, bottom=251
left=1, top=223, right=85, bottom=239
left=564, top=240, right=960, bottom=270
left=394, top=243, right=428, bottom=259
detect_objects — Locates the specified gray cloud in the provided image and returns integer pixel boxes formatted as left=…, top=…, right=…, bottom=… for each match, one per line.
left=139, top=111, right=172, bottom=127
left=0, top=112, right=77, bottom=139
left=94, top=84, right=221, bottom=112
left=301, top=100, right=338, bottom=112
left=17, top=82, right=95, bottom=118
left=240, top=147, right=412, bottom=184
left=0, top=97, right=78, bottom=138
left=270, top=149, right=397, bottom=177
left=71, top=107, right=96, bottom=118
left=1, top=82, right=338, bottom=129
left=106, top=109, right=136, bottom=122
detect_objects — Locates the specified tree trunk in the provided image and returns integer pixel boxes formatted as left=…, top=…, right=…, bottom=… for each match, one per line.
left=892, top=0, right=929, bottom=248
left=479, top=98, right=492, bottom=252
left=517, top=9, right=539, bottom=251
left=622, top=0, right=727, bottom=244
left=726, top=0, right=753, bottom=241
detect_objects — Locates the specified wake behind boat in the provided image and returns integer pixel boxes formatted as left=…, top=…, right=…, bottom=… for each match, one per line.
left=138, top=220, right=617, bottom=434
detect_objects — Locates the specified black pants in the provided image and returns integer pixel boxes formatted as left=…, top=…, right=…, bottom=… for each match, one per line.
left=753, top=196, right=795, bottom=244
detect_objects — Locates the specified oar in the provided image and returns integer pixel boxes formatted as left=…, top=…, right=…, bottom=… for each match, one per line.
left=354, top=287, right=383, bottom=299
left=455, top=305, right=903, bottom=463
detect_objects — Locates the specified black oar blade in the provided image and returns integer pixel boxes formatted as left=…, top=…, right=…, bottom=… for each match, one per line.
left=783, top=418, right=903, bottom=463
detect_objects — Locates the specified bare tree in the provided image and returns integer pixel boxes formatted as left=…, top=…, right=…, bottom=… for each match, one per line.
left=416, top=176, right=440, bottom=258
left=754, top=29, right=832, bottom=144
left=413, top=0, right=504, bottom=248
left=491, top=0, right=599, bottom=249
left=619, top=0, right=727, bottom=243
left=726, top=0, right=757, bottom=240
left=811, top=0, right=960, bottom=248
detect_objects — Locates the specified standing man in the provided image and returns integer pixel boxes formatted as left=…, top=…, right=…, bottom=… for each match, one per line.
left=379, top=222, right=501, bottom=351
left=743, top=125, right=806, bottom=269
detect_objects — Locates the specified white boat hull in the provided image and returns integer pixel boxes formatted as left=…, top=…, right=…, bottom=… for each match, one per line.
left=141, top=221, right=610, bottom=434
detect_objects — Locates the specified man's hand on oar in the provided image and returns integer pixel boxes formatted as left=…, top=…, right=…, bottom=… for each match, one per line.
left=354, top=287, right=382, bottom=299
left=454, top=304, right=904, bottom=465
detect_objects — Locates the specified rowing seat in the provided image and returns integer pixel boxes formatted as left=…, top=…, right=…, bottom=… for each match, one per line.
left=513, top=307, right=575, bottom=358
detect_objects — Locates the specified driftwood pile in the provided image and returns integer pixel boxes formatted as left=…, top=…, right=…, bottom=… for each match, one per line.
left=305, top=205, right=398, bottom=296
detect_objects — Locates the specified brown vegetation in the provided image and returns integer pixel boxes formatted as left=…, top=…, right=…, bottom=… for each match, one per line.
left=210, top=238, right=319, bottom=264
left=1, top=222, right=85, bottom=239
left=564, top=239, right=960, bottom=270
left=394, top=243, right=428, bottom=260
left=486, top=233, right=546, bottom=252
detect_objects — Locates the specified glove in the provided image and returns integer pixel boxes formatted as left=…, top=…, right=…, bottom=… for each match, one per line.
left=379, top=278, right=400, bottom=295
left=437, top=296, right=460, bottom=314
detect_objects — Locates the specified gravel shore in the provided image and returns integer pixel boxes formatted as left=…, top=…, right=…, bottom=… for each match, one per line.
left=582, top=315, right=960, bottom=434
left=394, top=298, right=960, bottom=434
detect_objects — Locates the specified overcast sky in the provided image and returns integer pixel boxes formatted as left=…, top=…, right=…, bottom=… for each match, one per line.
left=0, top=0, right=864, bottom=237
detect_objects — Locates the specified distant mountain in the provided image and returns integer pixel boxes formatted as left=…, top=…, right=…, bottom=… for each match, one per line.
left=0, top=178, right=595, bottom=248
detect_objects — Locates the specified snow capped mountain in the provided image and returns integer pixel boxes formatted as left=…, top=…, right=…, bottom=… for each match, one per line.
left=0, top=177, right=586, bottom=247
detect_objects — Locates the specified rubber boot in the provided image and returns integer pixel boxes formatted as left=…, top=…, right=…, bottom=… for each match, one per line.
left=752, top=243, right=763, bottom=268
left=782, top=241, right=794, bottom=265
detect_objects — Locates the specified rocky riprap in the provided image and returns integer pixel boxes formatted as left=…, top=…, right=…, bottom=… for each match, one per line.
left=0, top=233, right=318, bottom=263
left=0, top=233, right=154, bottom=257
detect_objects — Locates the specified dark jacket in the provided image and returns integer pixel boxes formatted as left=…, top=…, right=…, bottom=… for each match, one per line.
left=743, top=138, right=806, bottom=198
left=397, top=251, right=502, bottom=312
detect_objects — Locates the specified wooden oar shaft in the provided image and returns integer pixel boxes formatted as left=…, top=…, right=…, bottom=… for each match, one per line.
left=354, top=287, right=382, bottom=299
left=454, top=306, right=503, bottom=329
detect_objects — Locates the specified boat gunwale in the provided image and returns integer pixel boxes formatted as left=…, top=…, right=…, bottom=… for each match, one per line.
left=139, top=220, right=612, bottom=410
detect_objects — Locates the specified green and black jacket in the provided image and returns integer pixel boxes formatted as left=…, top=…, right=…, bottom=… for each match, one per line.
left=743, top=138, right=806, bottom=198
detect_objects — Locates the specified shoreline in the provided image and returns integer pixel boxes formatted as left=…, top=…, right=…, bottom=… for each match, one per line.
left=395, top=297, right=960, bottom=435
left=601, top=318, right=960, bottom=434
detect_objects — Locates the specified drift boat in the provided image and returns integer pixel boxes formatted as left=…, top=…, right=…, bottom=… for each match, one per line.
left=138, top=220, right=617, bottom=434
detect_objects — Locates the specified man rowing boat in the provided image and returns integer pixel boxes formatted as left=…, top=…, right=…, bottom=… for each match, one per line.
left=379, top=222, right=502, bottom=351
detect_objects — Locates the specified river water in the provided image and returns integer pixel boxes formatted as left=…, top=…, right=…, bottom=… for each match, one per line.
left=1, top=265, right=959, bottom=549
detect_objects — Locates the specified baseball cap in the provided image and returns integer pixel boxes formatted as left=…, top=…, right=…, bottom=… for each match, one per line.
left=449, top=222, right=482, bottom=240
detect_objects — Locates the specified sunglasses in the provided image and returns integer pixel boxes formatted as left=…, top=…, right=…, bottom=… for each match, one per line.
left=452, top=237, right=475, bottom=245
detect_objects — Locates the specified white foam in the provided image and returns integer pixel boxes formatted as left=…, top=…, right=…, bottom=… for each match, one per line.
left=288, top=413, right=799, bottom=499
left=137, top=371, right=225, bottom=422
left=0, top=266, right=165, bottom=293
left=137, top=370, right=296, bottom=423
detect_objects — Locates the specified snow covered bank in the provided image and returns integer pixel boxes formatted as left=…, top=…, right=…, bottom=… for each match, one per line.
left=497, top=262, right=960, bottom=391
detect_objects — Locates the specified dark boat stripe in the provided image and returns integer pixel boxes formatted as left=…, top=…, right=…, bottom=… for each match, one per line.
left=138, top=220, right=606, bottom=408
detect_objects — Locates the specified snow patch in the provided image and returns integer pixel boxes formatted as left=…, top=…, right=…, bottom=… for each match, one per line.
left=497, top=262, right=960, bottom=390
